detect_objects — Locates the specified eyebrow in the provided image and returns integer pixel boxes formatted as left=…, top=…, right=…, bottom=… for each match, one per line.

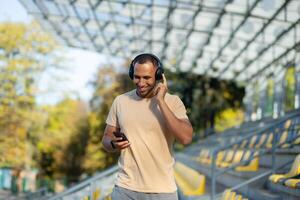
left=134, top=75, right=152, bottom=78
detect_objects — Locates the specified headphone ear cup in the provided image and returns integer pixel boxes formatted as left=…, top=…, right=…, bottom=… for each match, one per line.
left=129, top=63, right=134, bottom=79
left=155, top=67, right=164, bottom=80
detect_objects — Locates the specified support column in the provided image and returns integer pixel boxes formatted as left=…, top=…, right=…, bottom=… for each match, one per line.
left=273, top=69, right=285, bottom=118
left=258, top=77, right=268, bottom=119
left=243, top=85, right=253, bottom=121
left=295, top=55, right=300, bottom=109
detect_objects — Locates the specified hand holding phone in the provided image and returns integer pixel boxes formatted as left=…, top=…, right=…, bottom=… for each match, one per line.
left=113, top=131, right=129, bottom=142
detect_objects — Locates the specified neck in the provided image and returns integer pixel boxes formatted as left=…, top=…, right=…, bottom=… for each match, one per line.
left=136, top=88, right=156, bottom=98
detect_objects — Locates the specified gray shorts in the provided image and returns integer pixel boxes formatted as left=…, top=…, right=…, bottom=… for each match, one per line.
left=111, top=185, right=178, bottom=200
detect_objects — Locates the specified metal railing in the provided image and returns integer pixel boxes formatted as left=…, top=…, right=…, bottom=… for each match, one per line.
left=49, top=165, right=118, bottom=200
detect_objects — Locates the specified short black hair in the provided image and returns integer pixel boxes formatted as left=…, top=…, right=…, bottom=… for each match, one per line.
left=133, top=54, right=159, bottom=68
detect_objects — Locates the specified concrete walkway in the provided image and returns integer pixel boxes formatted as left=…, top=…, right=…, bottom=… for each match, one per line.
left=0, top=190, right=26, bottom=200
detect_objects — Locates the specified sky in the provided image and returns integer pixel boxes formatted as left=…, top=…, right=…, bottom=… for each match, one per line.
left=0, top=0, right=125, bottom=105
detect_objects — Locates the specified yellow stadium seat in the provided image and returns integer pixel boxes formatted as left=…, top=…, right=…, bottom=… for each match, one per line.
left=220, top=189, right=248, bottom=200
left=269, top=154, right=300, bottom=183
left=248, top=135, right=258, bottom=148
left=235, top=151, right=259, bottom=172
left=220, top=190, right=236, bottom=200
left=219, top=150, right=244, bottom=168
left=239, top=140, right=248, bottom=148
left=83, top=196, right=89, bottom=200
left=231, top=151, right=244, bottom=166
left=278, top=130, right=290, bottom=148
left=216, top=151, right=226, bottom=166
left=293, top=128, right=300, bottom=144
left=255, top=133, right=268, bottom=149
left=284, top=119, right=292, bottom=129
left=284, top=178, right=300, bottom=188
left=199, top=149, right=212, bottom=165
left=235, top=194, right=243, bottom=200
left=104, top=195, right=112, bottom=200
left=265, top=133, right=274, bottom=148
left=218, top=150, right=235, bottom=168
left=174, top=162, right=206, bottom=196
left=292, top=124, right=300, bottom=144
left=92, top=188, right=101, bottom=200
left=220, top=189, right=232, bottom=200
left=229, top=191, right=236, bottom=199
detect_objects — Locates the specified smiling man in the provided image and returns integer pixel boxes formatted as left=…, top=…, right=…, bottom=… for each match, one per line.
left=102, top=53, right=193, bottom=200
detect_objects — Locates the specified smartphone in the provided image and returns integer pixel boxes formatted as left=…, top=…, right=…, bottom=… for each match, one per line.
left=113, top=131, right=129, bottom=142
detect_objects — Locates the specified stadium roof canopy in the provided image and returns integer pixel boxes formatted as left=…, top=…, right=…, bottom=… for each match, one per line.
left=19, top=0, right=300, bottom=82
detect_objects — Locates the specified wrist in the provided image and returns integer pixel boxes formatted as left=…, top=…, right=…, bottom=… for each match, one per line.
left=110, top=140, right=116, bottom=149
left=157, top=99, right=166, bottom=108
left=157, top=98, right=165, bottom=106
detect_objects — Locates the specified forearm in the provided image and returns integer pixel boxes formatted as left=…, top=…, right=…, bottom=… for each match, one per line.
left=158, top=100, right=193, bottom=145
left=102, top=135, right=117, bottom=153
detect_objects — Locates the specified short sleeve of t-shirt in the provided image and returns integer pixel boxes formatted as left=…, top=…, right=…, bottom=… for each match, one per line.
left=171, top=96, right=188, bottom=120
left=106, top=96, right=120, bottom=128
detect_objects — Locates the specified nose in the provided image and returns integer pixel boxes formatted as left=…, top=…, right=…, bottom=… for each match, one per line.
left=136, top=79, right=145, bottom=86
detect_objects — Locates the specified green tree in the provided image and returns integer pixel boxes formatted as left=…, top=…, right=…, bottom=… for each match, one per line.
left=266, top=78, right=274, bottom=116
left=35, top=99, right=89, bottom=184
left=0, top=22, right=57, bottom=168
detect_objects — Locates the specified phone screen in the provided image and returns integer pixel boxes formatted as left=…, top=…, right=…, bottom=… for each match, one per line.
left=113, top=131, right=129, bottom=141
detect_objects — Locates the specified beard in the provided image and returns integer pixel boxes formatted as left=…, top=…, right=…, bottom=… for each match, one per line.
left=137, top=84, right=157, bottom=98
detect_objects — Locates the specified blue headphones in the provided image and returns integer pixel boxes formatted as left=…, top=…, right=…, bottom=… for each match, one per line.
left=129, top=53, right=164, bottom=80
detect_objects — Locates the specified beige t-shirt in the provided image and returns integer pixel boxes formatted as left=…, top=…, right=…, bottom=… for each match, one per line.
left=106, top=89, right=188, bottom=193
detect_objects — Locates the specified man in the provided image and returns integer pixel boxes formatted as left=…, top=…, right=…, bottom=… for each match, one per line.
left=102, top=53, right=193, bottom=200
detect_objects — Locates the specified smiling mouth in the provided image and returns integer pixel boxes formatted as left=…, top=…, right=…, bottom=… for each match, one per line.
left=139, top=90, right=147, bottom=94
left=138, top=88, right=147, bottom=92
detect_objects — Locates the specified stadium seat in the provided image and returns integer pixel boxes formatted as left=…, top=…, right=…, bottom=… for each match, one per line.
left=198, top=149, right=211, bottom=164
left=248, top=135, right=258, bottom=148
left=104, top=195, right=112, bottom=200
left=174, top=162, right=206, bottom=196
left=221, top=189, right=236, bottom=200
left=278, top=130, right=290, bottom=148
left=235, top=151, right=259, bottom=172
left=216, top=151, right=226, bottom=166
left=239, top=139, right=248, bottom=149
left=284, top=119, right=292, bottom=129
left=284, top=175, right=300, bottom=189
left=218, top=150, right=235, bottom=168
left=294, top=133, right=300, bottom=144
left=92, top=188, right=100, bottom=200
left=220, top=189, right=232, bottom=200
left=265, top=133, right=274, bottom=149
left=219, top=189, right=248, bottom=200
left=269, top=154, right=300, bottom=183
left=218, top=150, right=243, bottom=168
left=292, top=123, right=300, bottom=144
left=254, top=133, right=268, bottom=148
